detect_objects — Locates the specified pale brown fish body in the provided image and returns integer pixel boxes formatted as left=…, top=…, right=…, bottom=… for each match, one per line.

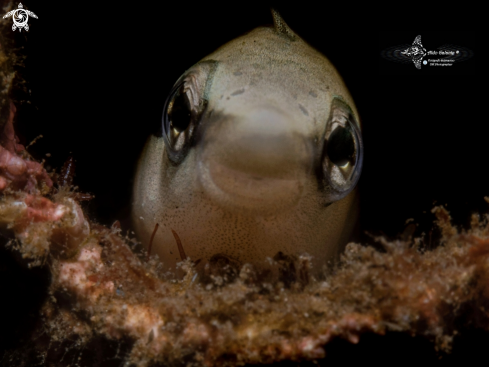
left=132, top=10, right=363, bottom=274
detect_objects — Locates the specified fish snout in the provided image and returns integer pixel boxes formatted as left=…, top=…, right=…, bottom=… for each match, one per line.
left=198, top=107, right=312, bottom=212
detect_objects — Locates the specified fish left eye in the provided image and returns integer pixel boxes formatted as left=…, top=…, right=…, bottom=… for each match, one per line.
left=321, top=98, right=363, bottom=202
left=326, top=126, right=355, bottom=167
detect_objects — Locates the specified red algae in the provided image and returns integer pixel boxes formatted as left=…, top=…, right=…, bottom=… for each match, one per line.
left=2, top=94, right=489, bottom=365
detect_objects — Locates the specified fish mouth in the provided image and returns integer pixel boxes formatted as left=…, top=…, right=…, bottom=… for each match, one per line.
left=198, top=157, right=305, bottom=213
left=197, top=107, right=312, bottom=213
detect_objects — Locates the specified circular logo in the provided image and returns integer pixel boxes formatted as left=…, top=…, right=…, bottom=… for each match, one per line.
left=13, top=9, right=28, bottom=27
left=423, top=60, right=427, bottom=65
left=3, top=3, right=38, bottom=32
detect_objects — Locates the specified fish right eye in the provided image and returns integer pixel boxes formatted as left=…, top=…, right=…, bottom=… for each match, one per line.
left=161, top=78, right=204, bottom=163
left=161, top=81, right=194, bottom=162
left=168, top=88, right=192, bottom=133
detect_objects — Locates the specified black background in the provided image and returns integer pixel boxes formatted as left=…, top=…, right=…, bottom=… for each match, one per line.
left=13, top=2, right=481, bottom=239
left=1, top=0, right=484, bottom=363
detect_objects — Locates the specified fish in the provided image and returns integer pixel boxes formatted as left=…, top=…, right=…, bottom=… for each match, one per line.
left=132, top=9, right=363, bottom=276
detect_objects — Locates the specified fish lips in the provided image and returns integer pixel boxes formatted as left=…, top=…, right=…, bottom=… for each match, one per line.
left=197, top=108, right=313, bottom=213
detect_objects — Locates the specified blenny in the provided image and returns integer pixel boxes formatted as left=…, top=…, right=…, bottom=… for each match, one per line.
left=132, top=10, right=363, bottom=275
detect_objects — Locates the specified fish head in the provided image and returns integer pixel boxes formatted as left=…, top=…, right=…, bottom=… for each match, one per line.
left=132, top=10, right=363, bottom=275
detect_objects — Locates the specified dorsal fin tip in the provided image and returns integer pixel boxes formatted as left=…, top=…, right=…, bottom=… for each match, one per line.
left=271, top=8, right=297, bottom=41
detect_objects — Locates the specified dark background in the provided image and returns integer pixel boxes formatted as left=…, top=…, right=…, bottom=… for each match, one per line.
left=13, top=2, right=480, bottom=239
left=1, top=0, right=483, bottom=364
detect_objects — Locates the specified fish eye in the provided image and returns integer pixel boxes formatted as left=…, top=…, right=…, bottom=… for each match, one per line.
left=326, top=126, right=355, bottom=167
left=321, top=98, right=363, bottom=202
left=168, top=87, right=191, bottom=133
left=162, top=81, right=197, bottom=163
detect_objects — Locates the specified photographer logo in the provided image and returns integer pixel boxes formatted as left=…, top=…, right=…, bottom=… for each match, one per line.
left=2, top=3, right=38, bottom=32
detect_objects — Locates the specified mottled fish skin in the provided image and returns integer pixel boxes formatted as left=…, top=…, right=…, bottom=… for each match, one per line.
left=132, top=10, right=362, bottom=275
